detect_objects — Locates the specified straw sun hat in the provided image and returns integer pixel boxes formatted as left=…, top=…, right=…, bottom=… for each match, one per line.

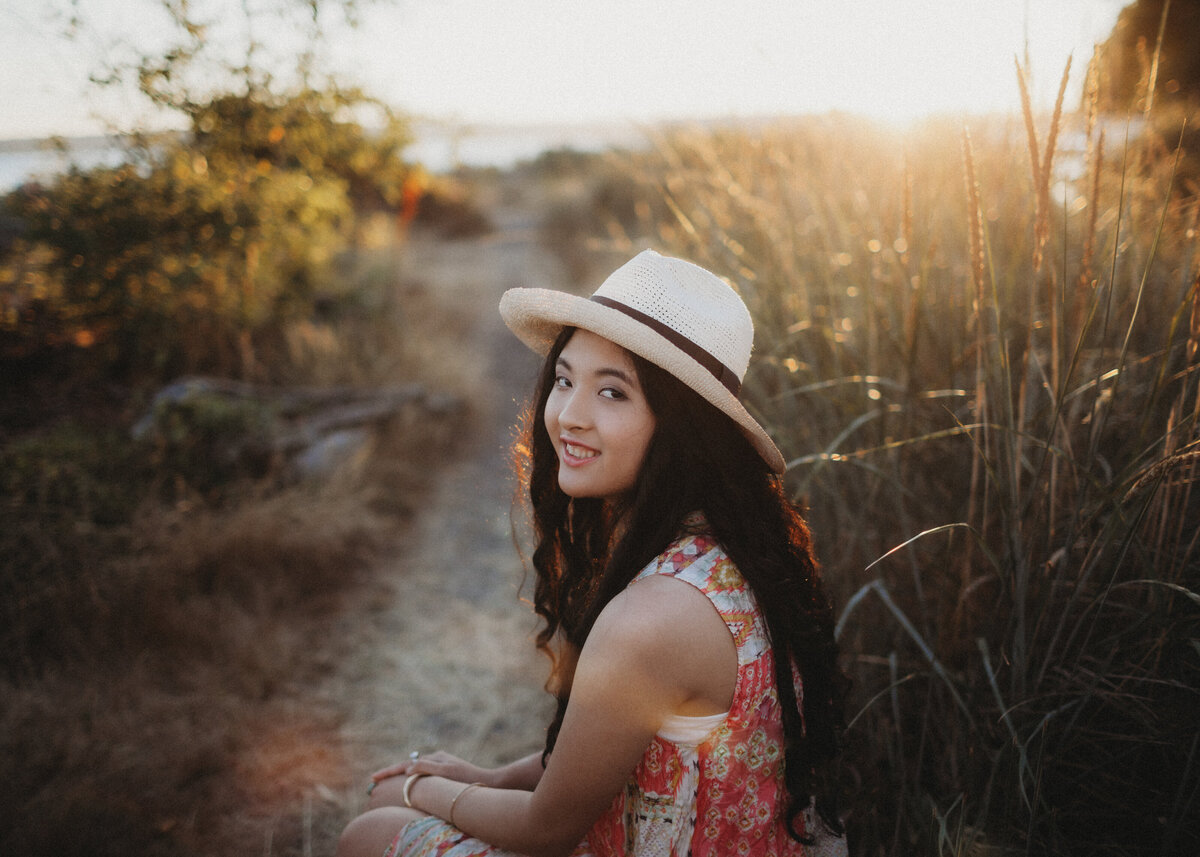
left=499, top=249, right=785, bottom=474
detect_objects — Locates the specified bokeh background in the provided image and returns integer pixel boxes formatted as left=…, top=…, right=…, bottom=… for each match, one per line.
left=2, top=1, right=1198, bottom=854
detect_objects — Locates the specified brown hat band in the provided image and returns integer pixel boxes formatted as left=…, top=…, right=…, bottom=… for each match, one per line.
left=590, top=295, right=742, bottom=396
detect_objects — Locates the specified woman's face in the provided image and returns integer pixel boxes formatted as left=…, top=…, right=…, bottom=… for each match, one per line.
left=543, top=329, right=657, bottom=502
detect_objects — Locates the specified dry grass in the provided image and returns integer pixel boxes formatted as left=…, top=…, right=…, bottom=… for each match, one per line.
left=548, top=86, right=1200, bottom=853
left=0, top=421, right=460, bottom=855
left=0, top=223, right=469, bottom=855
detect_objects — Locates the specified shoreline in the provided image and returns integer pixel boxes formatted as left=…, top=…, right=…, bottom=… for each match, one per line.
left=0, top=119, right=649, bottom=191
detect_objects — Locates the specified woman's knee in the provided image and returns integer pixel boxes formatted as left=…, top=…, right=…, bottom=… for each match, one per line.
left=336, top=807, right=417, bottom=857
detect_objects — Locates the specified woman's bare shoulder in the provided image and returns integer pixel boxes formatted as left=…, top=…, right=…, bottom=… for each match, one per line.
left=599, top=573, right=721, bottom=637
left=585, top=574, right=736, bottom=714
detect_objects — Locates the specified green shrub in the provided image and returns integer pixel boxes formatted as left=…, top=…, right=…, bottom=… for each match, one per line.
left=0, top=87, right=414, bottom=384
left=143, top=390, right=280, bottom=490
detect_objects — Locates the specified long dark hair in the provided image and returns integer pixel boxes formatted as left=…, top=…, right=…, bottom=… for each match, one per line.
left=515, top=327, right=847, bottom=840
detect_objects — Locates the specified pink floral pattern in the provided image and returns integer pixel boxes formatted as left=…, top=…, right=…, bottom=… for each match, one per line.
left=585, top=526, right=813, bottom=857
left=385, top=525, right=839, bottom=857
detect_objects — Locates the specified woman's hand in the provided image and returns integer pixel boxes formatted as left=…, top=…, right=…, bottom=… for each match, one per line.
left=370, top=750, right=497, bottom=790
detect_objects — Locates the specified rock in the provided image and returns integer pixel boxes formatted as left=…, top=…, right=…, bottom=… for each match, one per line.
left=289, top=426, right=372, bottom=481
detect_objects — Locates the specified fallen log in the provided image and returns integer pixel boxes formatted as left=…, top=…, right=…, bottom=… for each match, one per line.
left=132, top=375, right=462, bottom=482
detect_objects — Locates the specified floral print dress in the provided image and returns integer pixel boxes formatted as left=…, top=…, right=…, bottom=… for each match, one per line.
left=385, top=525, right=845, bottom=857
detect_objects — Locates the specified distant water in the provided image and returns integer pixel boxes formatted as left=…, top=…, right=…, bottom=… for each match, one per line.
left=0, top=137, right=131, bottom=192
left=0, top=121, right=646, bottom=192
left=406, top=120, right=645, bottom=173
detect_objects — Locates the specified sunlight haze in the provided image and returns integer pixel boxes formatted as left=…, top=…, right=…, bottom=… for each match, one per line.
left=1, top=0, right=1127, bottom=140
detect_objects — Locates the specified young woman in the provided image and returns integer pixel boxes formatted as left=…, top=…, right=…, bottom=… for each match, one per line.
left=338, top=250, right=848, bottom=857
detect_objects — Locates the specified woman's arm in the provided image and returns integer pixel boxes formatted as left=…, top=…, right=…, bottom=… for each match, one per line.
left=491, top=752, right=547, bottom=790
left=404, top=575, right=736, bottom=857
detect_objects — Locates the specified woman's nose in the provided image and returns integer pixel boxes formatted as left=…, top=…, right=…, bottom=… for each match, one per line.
left=557, top=390, right=591, bottom=430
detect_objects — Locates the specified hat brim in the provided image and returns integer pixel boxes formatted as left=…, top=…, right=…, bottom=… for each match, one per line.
left=499, top=287, right=786, bottom=474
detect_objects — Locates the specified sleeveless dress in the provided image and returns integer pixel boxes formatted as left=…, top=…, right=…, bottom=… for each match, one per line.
left=385, top=524, right=846, bottom=857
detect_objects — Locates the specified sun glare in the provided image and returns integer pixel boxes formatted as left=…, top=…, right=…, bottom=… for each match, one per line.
left=812, top=1, right=1117, bottom=124
left=348, top=0, right=1124, bottom=128
left=2, top=0, right=1126, bottom=140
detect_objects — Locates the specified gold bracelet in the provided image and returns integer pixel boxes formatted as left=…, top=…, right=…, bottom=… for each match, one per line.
left=449, top=782, right=483, bottom=828
left=402, top=773, right=428, bottom=809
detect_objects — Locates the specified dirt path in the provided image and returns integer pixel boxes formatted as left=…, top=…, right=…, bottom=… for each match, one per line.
left=311, top=180, right=564, bottom=851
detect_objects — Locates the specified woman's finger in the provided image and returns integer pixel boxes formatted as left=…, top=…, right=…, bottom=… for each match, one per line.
left=369, top=748, right=444, bottom=782
left=369, top=760, right=412, bottom=781
left=368, top=749, right=479, bottom=790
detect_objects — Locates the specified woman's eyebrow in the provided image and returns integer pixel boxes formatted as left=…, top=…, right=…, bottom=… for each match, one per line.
left=555, top=356, right=636, bottom=386
left=595, top=367, right=636, bottom=385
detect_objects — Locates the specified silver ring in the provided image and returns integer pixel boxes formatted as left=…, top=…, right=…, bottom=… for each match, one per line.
left=409, top=750, right=420, bottom=762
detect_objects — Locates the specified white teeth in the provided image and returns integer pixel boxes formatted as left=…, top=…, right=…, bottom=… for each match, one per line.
left=565, top=443, right=597, bottom=459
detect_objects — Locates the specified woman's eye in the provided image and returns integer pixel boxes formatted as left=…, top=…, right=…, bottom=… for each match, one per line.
left=600, top=387, right=626, bottom=400
left=553, top=375, right=571, bottom=388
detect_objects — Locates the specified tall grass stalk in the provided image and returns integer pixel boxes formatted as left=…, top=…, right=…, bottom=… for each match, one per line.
left=597, top=85, right=1200, bottom=852
left=1142, top=0, right=1173, bottom=118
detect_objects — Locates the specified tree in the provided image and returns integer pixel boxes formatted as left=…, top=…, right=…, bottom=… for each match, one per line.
left=1, top=1, right=418, bottom=383
left=63, top=0, right=386, bottom=120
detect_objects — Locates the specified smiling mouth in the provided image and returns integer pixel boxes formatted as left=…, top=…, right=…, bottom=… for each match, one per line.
left=563, top=442, right=598, bottom=460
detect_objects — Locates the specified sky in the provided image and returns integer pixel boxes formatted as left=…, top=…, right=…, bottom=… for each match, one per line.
left=0, top=0, right=1128, bottom=141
